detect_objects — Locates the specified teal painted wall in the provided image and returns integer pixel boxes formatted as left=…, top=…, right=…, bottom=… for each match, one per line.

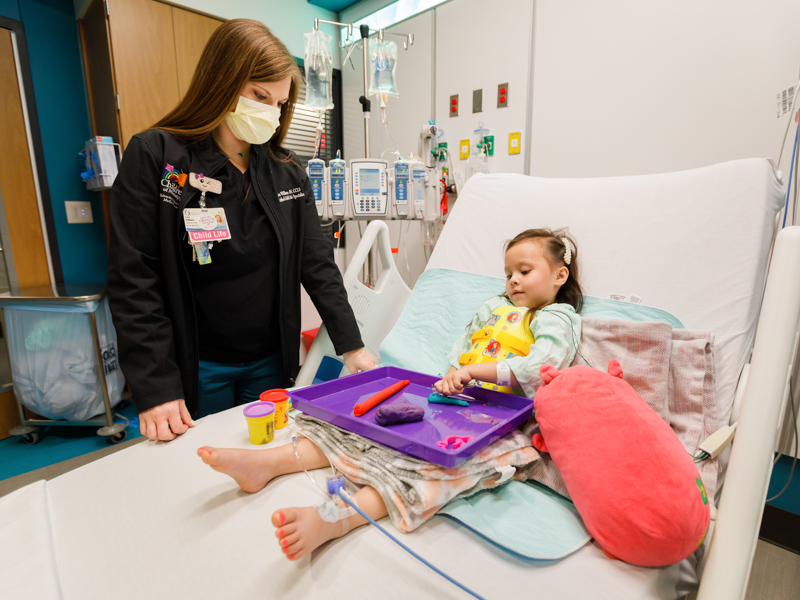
left=2, top=0, right=108, bottom=283
left=0, top=0, right=20, bottom=20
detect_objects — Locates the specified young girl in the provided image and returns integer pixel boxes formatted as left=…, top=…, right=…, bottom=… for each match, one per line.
left=197, top=228, right=583, bottom=560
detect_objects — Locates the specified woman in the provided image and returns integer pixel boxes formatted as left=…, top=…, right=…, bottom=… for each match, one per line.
left=108, top=19, right=373, bottom=441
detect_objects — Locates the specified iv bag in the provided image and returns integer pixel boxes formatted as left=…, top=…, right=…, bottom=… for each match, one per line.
left=368, top=38, right=399, bottom=98
left=303, top=30, right=334, bottom=111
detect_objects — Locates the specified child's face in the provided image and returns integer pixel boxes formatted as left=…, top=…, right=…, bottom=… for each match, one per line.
left=505, top=239, right=568, bottom=309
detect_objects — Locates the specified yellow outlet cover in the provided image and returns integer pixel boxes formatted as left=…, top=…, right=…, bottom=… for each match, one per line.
left=460, top=139, right=470, bottom=160
left=509, top=132, right=521, bottom=155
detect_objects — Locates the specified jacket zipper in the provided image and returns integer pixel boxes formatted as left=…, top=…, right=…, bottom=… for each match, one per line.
left=251, top=153, right=292, bottom=383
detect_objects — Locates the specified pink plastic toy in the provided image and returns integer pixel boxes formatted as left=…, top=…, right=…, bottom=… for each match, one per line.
left=436, top=435, right=474, bottom=450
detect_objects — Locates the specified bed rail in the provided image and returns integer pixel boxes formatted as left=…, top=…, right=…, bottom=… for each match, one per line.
left=698, top=226, right=800, bottom=599
left=296, top=221, right=413, bottom=387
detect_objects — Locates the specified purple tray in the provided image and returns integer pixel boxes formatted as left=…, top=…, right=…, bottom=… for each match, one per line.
left=288, top=366, right=533, bottom=467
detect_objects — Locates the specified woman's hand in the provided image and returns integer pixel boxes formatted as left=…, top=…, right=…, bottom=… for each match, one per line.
left=139, top=399, right=194, bottom=441
left=343, top=347, right=376, bottom=374
left=434, top=366, right=473, bottom=396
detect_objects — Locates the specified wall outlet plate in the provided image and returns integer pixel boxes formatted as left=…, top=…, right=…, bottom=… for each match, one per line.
left=472, top=89, right=483, bottom=113
left=509, top=132, right=521, bottom=155
left=460, top=139, right=470, bottom=160
left=65, top=201, right=93, bottom=224
left=497, top=82, right=509, bottom=108
left=449, top=94, right=459, bottom=117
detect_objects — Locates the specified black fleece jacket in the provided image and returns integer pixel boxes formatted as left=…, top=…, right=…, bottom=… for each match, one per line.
left=107, top=129, right=363, bottom=415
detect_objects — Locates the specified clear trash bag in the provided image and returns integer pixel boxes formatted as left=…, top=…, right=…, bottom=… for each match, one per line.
left=303, top=29, right=335, bottom=111
left=369, top=38, right=399, bottom=97
left=4, top=297, right=125, bottom=421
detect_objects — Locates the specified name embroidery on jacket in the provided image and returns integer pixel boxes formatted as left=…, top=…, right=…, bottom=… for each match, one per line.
left=278, top=187, right=303, bottom=202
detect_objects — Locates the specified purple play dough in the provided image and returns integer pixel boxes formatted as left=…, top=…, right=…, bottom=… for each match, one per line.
left=375, top=401, right=425, bottom=426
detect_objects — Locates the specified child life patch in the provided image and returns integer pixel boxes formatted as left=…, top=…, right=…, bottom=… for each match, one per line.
left=183, top=208, right=231, bottom=243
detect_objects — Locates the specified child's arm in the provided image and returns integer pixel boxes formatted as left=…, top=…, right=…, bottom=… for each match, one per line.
left=434, top=363, right=520, bottom=396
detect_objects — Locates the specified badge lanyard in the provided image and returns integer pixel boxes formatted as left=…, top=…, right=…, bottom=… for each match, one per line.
left=183, top=173, right=229, bottom=265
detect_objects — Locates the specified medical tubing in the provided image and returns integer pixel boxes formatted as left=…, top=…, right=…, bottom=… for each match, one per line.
left=766, top=380, right=798, bottom=502
left=335, top=489, right=487, bottom=600
left=782, top=123, right=799, bottom=228
left=777, top=82, right=800, bottom=168
left=292, top=434, right=338, bottom=501
left=793, top=125, right=800, bottom=226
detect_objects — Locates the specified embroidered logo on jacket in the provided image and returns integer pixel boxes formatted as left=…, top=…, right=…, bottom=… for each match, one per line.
left=278, top=187, right=304, bottom=202
left=160, top=164, right=187, bottom=207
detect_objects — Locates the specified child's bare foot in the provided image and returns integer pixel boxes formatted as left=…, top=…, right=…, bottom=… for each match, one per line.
left=272, top=507, right=348, bottom=560
left=197, top=446, right=276, bottom=493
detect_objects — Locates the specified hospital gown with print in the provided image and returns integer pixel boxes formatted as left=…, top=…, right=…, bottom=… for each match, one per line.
left=446, top=297, right=581, bottom=398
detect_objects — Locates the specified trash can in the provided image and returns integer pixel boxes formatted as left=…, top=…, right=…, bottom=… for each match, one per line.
left=0, top=283, right=128, bottom=443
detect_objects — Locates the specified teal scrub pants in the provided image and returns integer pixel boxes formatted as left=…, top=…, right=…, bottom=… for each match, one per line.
left=196, top=354, right=284, bottom=418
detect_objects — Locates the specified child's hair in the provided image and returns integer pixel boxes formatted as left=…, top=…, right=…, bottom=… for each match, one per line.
left=504, top=228, right=584, bottom=314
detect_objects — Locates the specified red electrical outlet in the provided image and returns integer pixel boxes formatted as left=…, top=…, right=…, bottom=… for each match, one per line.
left=450, top=94, right=459, bottom=117
left=497, top=83, right=508, bottom=108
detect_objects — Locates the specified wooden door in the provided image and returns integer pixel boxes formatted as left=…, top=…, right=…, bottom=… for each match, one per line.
left=107, top=0, right=180, bottom=149
left=172, top=8, right=222, bottom=98
left=0, top=29, right=50, bottom=288
left=0, top=27, right=54, bottom=439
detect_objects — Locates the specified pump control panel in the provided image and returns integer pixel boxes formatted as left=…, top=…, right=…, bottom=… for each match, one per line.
left=393, top=161, right=410, bottom=218
left=350, top=159, right=389, bottom=219
left=307, top=159, right=327, bottom=219
left=329, top=158, right=348, bottom=218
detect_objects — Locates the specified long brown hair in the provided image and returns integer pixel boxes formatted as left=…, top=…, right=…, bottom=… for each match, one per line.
left=154, top=19, right=302, bottom=151
left=504, top=228, right=584, bottom=319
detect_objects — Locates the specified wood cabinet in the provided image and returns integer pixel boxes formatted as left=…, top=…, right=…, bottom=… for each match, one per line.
left=79, top=0, right=223, bottom=152
left=78, top=0, right=223, bottom=236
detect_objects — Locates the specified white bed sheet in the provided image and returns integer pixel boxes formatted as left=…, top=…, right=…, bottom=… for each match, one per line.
left=427, top=159, right=783, bottom=428
left=43, top=408, right=691, bottom=600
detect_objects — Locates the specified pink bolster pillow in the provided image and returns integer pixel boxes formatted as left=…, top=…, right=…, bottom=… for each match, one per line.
left=531, top=360, right=710, bottom=567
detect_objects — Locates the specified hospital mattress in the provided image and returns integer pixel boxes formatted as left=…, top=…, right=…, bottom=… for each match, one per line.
left=5, top=406, right=695, bottom=600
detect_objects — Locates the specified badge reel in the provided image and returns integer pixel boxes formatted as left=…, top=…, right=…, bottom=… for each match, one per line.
left=184, top=173, right=227, bottom=264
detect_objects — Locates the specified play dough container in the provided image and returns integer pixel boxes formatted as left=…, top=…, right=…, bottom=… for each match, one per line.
left=243, top=401, right=275, bottom=445
left=260, top=388, right=290, bottom=429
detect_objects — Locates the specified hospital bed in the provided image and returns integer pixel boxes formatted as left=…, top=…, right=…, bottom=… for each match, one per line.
left=1, top=158, right=797, bottom=599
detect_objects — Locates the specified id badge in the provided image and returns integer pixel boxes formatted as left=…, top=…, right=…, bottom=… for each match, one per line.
left=183, top=207, right=231, bottom=244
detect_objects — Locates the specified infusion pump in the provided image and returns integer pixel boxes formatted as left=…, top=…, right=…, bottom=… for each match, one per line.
left=306, top=157, right=438, bottom=222
left=306, top=159, right=327, bottom=220
left=350, top=159, right=389, bottom=220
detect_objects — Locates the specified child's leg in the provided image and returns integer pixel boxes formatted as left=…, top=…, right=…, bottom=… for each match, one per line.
left=197, top=437, right=329, bottom=493
left=272, top=485, right=388, bottom=560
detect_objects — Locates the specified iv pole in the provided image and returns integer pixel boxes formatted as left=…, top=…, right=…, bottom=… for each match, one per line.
left=312, top=18, right=414, bottom=161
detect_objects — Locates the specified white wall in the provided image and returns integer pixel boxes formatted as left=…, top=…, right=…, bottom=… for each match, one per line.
left=530, top=0, right=800, bottom=181
left=75, top=0, right=342, bottom=68
left=434, top=0, right=532, bottom=180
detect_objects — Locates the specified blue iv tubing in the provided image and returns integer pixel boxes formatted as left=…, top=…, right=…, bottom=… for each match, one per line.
left=782, top=122, right=799, bottom=229
left=335, top=489, right=487, bottom=600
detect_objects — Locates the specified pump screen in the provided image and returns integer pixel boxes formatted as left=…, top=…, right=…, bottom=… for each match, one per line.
left=310, top=165, right=323, bottom=176
left=360, top=169, right=380, bottom=193
left=332, top=166, right=344, bottom=176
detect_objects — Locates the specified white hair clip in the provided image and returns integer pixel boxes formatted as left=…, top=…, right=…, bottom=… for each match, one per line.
left=562, top=237, right=572, bottom=265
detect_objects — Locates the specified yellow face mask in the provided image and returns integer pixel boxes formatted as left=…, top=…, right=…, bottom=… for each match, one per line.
left=224, top=96, right=281, bottom=145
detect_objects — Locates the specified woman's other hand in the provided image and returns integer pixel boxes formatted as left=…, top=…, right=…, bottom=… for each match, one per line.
left=343, top=347, right=376, bottom=374
left=139, top=399, right=195, bottom=441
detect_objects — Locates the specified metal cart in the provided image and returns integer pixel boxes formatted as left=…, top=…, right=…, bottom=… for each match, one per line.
left=0, top=283, right=128, bottom=445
